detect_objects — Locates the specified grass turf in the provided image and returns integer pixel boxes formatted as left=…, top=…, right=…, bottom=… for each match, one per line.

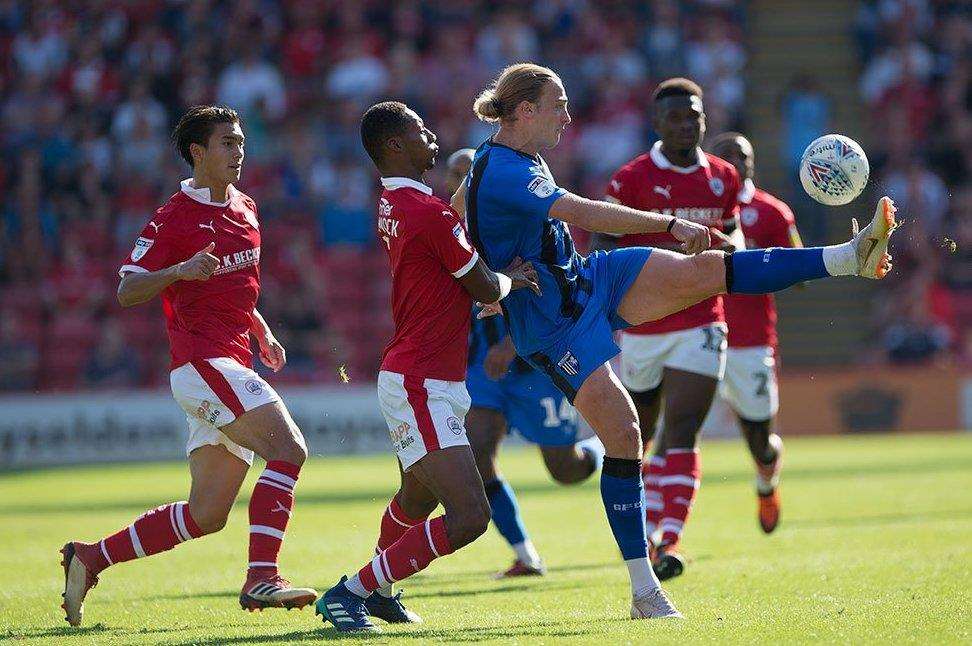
left=1, top=432, right=970, bottom=644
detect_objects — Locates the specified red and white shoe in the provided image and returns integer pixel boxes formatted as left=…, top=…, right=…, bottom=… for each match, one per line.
left=493, top=559, right=546, bottom=579
left=239, top=572, right=317, bottom=611
left=60, top=542, right=99, bottom=627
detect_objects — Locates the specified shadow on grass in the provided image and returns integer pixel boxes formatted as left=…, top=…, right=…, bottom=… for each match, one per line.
left=4, top=623, right=109, bottom=640
left=165, top=618, right=626, bottom=645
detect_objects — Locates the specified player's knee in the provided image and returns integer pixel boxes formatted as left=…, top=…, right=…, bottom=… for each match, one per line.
left=449, top=500, right=491, bottom=548
left=190, top=506, right=229, bottom=535
left=270, top=428, right=307, bottom=465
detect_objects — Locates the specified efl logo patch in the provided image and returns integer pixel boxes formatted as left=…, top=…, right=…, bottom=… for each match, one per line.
left=130, top=237, right=154, bottom=262
left=709, top=177, right=725, bottom=197
left=527, top=176, right=557, bottom=198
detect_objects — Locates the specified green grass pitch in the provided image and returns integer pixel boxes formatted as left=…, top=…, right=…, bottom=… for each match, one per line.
left=1, top=433, right=970, bottom=644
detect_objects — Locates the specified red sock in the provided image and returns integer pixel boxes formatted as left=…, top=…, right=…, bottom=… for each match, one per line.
left=377, top=497, right=428, bottom=551
left=75, top=501, right=202, bottom=575
left=354, top=516, right=453, bottom=594
left=642, top=455, right=665, bottom=537
left=248, top=460, right=301, bottom=575
left=660, top=449, right=700, bottom=546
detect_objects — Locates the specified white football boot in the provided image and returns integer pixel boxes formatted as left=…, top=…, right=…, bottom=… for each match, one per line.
left=852, top=196, right=898, bottom=279
left=631, top=587, right=683, bottom=619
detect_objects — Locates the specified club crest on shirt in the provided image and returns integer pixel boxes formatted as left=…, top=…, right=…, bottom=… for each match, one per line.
left=131, top=237, right=154, bottom=262
left=527, top=176, right=556, bottom=198
left=446, top=416, right=464, bottom=435
left=709, top=177, right=725, bottom=197
left=741, top=206, right=759, bottom=227
left=557, top=351, right=579, bottom=376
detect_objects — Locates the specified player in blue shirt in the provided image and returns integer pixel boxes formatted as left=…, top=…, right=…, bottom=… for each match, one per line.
left=457, top=63, right=896, bottom=619
left=447, top=149, right=605, bottom=579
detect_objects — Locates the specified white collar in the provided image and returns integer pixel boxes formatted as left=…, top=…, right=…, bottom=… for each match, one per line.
left=380, top=176, right=433, bottom=195
left=649, top=141, right=709, bottom=174
left=738, top=178, right=756, bottom=204
left=180, top=178, right=235, bottom=207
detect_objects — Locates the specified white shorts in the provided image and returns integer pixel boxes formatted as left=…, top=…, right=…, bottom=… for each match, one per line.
left=170, top=357, right=280, bottom=465
left=718, top=345, right=779, bottom=421
left=619, top=323, right=728, bottom=392
left=377, top=370, right=471, bottom=471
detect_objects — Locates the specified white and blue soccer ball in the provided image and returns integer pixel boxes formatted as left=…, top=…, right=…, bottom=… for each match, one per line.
left=799, top=134, right=869, bottom=206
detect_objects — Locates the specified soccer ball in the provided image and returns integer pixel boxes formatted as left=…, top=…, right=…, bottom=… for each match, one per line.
left=799, top=134, right=869, bottom=206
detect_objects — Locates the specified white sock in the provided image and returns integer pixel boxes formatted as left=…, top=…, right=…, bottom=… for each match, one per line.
left=822, top=241, right=857, bottom=276
left=625, top=557, right=661, bottom=597
left=512, top=540, right=542, bottom=568
left=375, top=585, right=393, bottom=598
left=343, top=574, right=369, bottom=598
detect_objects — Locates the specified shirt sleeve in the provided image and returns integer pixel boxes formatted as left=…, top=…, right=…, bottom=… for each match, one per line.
left=722, top=168, right=742, bottom=234
left=604, top=164, right=636, bottom=207
left=425, top=208, right=479, bottom=278
left=118, top=215, right=177, bottom=277
left=493, top=160, right=567, bottom=222
left=770, top=200, right=803, bottom=248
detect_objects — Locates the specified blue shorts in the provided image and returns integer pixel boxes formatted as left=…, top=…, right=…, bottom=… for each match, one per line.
left=466, top=362, right=579, bottom=446
left=522, top=247, right=651, bottom=403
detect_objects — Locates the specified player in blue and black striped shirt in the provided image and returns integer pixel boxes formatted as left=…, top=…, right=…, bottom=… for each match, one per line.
left=455, top=63, right=896, bottom=619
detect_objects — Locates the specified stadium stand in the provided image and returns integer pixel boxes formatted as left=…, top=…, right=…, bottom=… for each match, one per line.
left=1, top=1, right=967, bottom=391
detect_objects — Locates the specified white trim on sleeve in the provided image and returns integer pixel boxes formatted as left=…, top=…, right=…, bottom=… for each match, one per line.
left=118, top=264, right=149, bottom=278
left=451, top=251, right=479, bottom=278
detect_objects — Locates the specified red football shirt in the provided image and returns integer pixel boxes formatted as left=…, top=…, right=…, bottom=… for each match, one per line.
left=119, top=180, right=261, bottom=370
left=606, top=142, right=741, bottom=334
left=724, top=180, right=801, bottom=348
left=377, top=177, right=478, bottom=382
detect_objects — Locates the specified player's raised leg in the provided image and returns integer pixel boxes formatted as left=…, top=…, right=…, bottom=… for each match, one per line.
left=61, top=444, right=247, bottom=626
left=615, top=197, right=896, bottom=329
left=217, top=400, right=317, bottom=611
left=572, top=364, right=681, bottom=619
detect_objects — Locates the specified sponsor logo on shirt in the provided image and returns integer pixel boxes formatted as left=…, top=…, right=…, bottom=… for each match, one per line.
left=656, top=207, right=725, bottom=225
left=131, top=237, right=154, bottom=262
left=527, top=176, right=557, bottom=198
left=653, top=185, right=672, bottom=199
left=214, top=246, right=260, bottom=275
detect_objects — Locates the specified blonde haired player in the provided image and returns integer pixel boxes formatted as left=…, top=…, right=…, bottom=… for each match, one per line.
left=462, top=62, right=895, bottom=618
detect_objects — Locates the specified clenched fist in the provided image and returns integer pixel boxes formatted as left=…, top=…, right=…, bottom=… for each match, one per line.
left=177, top=242, right=220, bottom=281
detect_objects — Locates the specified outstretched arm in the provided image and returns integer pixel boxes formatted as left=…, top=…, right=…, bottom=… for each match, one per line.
left=549, top=193, right=711, bottom=254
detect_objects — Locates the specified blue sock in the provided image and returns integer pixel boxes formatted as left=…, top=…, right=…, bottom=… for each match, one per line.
left=728, top=247, right=830, bottom=294
left=483, top=478, right=527, bottom=547
left=600, top=457, right=648, bottom=560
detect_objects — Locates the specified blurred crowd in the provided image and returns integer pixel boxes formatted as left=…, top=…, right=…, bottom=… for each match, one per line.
left=1, top=0, right=966, bottom=393
left=855, top=0, right=972, bottom=365
left=0, top=0, right=747, bottom=391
